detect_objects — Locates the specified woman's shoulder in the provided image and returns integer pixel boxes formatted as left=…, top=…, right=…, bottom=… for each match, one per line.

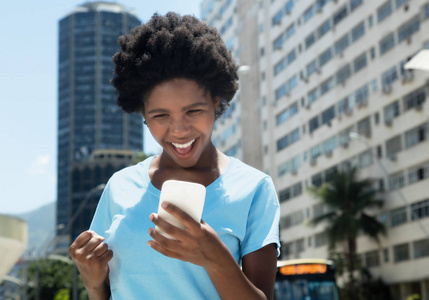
left=108, top=156, right=154, bottom=186
left=226, top=157, right=272, bottom=185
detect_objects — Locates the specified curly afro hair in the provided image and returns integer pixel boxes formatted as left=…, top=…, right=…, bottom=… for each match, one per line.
left=111, top=12, right=239, bottom=119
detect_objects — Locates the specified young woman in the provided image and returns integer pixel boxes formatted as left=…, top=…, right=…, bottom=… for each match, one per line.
left=69, top=12, right=280, bottom=300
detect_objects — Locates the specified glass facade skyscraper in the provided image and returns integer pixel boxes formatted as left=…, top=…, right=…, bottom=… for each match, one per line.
left=57, top=2, right=143, bottom=241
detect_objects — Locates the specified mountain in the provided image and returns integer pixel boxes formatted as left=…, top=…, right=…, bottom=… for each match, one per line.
left=15, top=202, right=55, bottom=254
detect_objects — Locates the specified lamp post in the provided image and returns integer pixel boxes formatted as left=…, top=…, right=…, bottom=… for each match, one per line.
left=349, top=132, right=429, bottom=239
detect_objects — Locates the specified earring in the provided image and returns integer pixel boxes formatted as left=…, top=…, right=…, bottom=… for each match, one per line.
left=143, top=120, right=148, bottom=125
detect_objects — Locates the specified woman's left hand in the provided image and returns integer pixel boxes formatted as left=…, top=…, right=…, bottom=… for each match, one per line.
left=147, top=201, right=229, bottom=270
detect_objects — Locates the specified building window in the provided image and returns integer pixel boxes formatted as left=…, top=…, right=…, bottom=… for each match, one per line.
left=389, top=172, right=405, bottom=191
left=386, top=135, right=402, bottom=158
left=318, top=19, right=331, bottom=38
left=425, top=3, right=429, bottom=19
left=306, top=59, right=318, bottom=77
left=335, top=34, right=350, bottom=55
left=370, top=47, right=376, bottom=59
left=279, top=187, right=291, bottom=203
left=315, top=231, right=327, bottom=247
left=397, top=16, right=420, bottom=43
left=359, top=149, right=373, bottom=169
left=394, top=243, right=410, bottom=262
left=286, top=23, right=296, bottom=39
left=384, top=100, right=400, bottom=123
left=322, top=106, right=336, bottom=125
left=307, top=88, right=319, bottom=105
left=357, top=117, right=371, bottom=138
left=337, top=97, right=350, bottom=115
left=413, top=238, right=429, bottom=259
left=351, top=21, right=365, bottom=42
left=411, top=199, right=429, bottom=221
left=336, top=64, right=352, bottom=85
left=309, top=116, right=320, bottom=134
left=405, top=123, right=428, bottom=148
left=319, top=48, right=333, bottom=67
left=365, top=250, right=380, bottom=268
left=281, top=210, right=304, bottom=229
left=274, top=57, right=287, bottom=76
left=320, top=77, right=335, bottom=95
left=310, top=143, right=323, bottom=160
left=311, top=172, right=323, bottom=187
left=355, top=84, right=369, bottom=106
left=303, top=5, right=315, bottom=23
left=381, top=65, right=398, bottom=87
left=403, top=87, right=425, bottom=111
left=276, top=102, right=298, bottom=126
left=285, top=0, right=294, bottom=14
left=390, top=206, right=407, bottom=227
left=377, top=1, right=393, bottom=23
left=323, top=136, right=338, bottom=154
left=272, top=9, right=283, bottom=26
left=275, top=83, right=288, bottom=100
left=333, top=5, right=348, bottom=26
left=408, top=162, right=429, bottom=185
left=273, top=33, right=285, bottom=50
left=350, top=0, right=363, bottom=11
left=383, top=248, right=389, bottom=262
left=305, top=33, right=316, bottom=49
left=379, top=33, right=395, bottom=55
left=292, top=182, right=303, bottom=197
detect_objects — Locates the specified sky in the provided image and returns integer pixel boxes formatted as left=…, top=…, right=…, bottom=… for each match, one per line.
left=0, top=0, right=201, bottom=215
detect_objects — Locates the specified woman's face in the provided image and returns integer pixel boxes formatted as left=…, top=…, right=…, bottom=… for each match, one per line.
left=143, top=79, right=219, bottom=169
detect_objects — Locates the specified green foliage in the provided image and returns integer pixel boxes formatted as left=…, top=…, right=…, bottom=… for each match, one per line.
left=133, top=151, right=150, bottom=164
left=308, top=166, right=386, bottom=299
left=23, top=259, right=86, bottom=300
left=340, top=268, right=392, bottom=300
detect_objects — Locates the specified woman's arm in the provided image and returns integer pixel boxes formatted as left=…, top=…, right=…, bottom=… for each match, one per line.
left=205, top=243, right=277, bottom=300
left=69, top=230, right=113, bottom=300
left=148, top=202, right=277, bottom=299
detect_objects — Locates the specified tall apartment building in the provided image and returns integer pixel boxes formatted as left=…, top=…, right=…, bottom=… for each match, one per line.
left=205, top=0, right=429, bottom=298
left=57, top=2, right=143, bottom=246
left=201, top=0, right=263, bottom=170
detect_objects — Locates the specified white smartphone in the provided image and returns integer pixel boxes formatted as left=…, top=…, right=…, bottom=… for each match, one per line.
left=155, top=180, right=206, bottom=239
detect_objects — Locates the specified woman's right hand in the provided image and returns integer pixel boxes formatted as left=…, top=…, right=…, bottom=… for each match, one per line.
left=69, top=230, right=113, bottom=294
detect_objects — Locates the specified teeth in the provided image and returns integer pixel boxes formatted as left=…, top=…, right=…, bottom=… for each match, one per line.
left=172, top=139, right=195, bottom=148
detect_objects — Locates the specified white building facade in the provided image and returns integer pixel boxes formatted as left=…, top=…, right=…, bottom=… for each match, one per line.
left=201, top=0, right=264, bottom=170
left=203, top=0, right=429, bottom=298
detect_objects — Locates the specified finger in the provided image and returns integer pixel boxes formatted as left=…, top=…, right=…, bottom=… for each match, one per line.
left=161, top=202, right=200, bottom=231
left=147, top=237, right=183, bottom=261
left=150, top=213, right=187, bottom=240
left=148, top=226, right=182, bottom=248
left=82, top=234, right=105, bottom=253
left=99, top=249, right=114, bottom=265
left=70, top=230, right=94, bottom=249
left=92, top=242, right=110, bottom=258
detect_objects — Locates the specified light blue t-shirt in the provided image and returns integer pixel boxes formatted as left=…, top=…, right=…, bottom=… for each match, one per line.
left=90, top=156, right=280, bottom=299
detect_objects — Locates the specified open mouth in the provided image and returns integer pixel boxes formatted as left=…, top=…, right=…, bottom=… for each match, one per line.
left=170, top=138, right=197, bottom=156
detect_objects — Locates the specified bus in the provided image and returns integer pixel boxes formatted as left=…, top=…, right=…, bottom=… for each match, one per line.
left=274, top=259, right=340, bottom=300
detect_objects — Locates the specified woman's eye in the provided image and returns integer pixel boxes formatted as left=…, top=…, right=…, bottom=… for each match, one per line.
left=153, top=114, right=168, bottom=119
left=188, top=110, right=202, bottom=114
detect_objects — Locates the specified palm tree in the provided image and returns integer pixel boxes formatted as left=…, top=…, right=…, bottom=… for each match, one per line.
left=309, top=166, right=386, bottom=299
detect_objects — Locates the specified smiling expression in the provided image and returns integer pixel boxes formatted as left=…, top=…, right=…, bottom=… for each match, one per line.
left=143, top=79, right=219, bottom=169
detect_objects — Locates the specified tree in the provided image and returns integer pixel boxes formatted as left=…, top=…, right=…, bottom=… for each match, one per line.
left=23, top=259, right=86, bottom=300
left=309, top=166, right=386, bottom=299
left=133, top=151, right=150, bottom=164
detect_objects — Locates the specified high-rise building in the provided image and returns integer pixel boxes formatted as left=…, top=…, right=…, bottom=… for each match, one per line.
left=57, top=2, right=143, bottom=244
left=205, top=0, right=429, bottom=297
left=201, top=0, right=263, bottom=170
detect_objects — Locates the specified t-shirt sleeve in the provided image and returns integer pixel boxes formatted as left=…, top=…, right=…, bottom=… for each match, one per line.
left=89, top=180, right=114, bottom=238
left=241, top=176, right=281, bottom=257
